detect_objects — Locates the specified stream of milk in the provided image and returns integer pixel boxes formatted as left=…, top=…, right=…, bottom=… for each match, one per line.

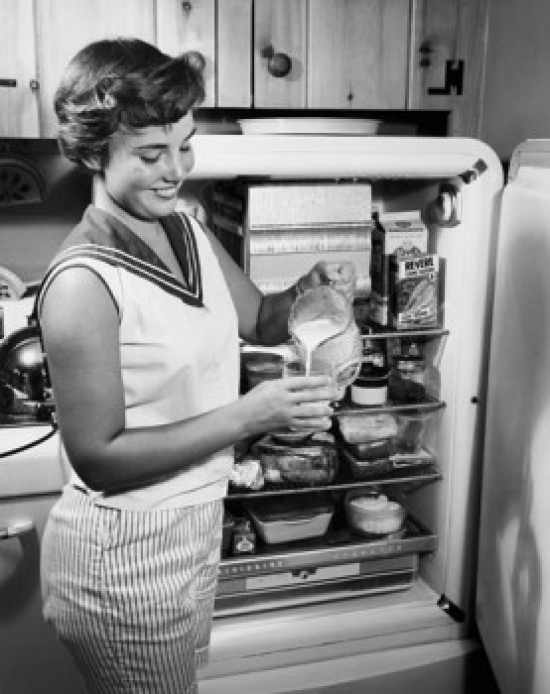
left=291, top=317, right=341, bottom=374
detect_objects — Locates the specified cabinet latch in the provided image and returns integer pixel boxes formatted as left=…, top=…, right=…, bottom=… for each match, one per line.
left=428, top=60, right=464, bottom=96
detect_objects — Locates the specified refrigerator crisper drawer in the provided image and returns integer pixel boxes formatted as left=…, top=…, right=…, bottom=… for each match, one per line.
left=215, top=554, right=419, bottom=617
left=215, top=516, right=436, bottom=616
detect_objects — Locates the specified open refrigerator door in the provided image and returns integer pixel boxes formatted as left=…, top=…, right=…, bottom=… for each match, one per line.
left=477, top=140, right=550, bottom=694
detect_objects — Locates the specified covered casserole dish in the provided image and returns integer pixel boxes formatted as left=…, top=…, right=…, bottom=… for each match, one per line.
left=244, top=493, right=334, bottom=544
left=253, top=431, right=339, bottom=487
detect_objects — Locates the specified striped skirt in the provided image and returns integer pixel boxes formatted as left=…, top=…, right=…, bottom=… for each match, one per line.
left=41, top=486, right=223, bottom=694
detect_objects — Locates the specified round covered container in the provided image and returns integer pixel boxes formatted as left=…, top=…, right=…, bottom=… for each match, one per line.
left=344, top=489, right=406, bottom=535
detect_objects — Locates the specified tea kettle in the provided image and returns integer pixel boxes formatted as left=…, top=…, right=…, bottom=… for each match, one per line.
left=0, top=324, right=50, bottom=410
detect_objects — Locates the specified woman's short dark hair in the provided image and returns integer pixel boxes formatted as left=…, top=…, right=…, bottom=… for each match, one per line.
left=54, top=38, right=205, bottom=169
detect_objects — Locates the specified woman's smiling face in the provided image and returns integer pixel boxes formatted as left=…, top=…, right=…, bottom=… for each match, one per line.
left=101, top=111, right=196, bottom=221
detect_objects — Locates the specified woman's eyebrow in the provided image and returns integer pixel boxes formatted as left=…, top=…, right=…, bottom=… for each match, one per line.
left=134, top=128, right=197, bottom=151
left=134, top=143, right=165, bottom=151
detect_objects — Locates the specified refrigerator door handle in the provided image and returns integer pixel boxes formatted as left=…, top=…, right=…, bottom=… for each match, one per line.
left=0, top=518, right=34, bottom=540
left=425, top=180, right=463, bottom=227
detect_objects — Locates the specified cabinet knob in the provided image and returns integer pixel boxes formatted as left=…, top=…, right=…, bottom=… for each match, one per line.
left=181, top=1, right=192, bottom=13
left=262, top=46, right=292, bottom=78
left=419, top=42, right=433, bottom=68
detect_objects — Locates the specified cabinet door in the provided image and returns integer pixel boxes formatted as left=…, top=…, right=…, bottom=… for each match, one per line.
left=156, top=0, right=216, bottom=107
left=409, top=0, right=489, bottom=136
left=0, top=0, right=40, bottom=137
left=254, top=0, right=307, bottom=108
left=218, top=0, right=253, bottom=107
left=36, top=0, right=155, bottom=138
left=309, top=0, right=410, bottom=109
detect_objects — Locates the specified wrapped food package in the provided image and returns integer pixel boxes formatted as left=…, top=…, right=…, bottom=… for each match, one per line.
left=229, top=455, right=265, bottom=490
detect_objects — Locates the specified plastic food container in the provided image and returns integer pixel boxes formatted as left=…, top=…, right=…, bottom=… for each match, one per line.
left=388, top=351, right=426, bottom=403
left=341, top=448, right=394, bottom=479
left=337, top=412, right=398, bottom=445
left=254, top=432, right=339, bottom=487
left=340, top=435, right=395, bottom=479
left=343, top=438, right=394, bottom=461
left=394, top=410, right=431, bottom=455
left=245, top=495, right=334, bottom=544
left=344, top=490, right=406, bottom=535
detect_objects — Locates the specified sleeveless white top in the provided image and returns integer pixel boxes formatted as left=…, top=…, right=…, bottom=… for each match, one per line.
left=37, top=205, right=239, bottom=510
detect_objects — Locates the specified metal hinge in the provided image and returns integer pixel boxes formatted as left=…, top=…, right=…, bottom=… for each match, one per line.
left=438, top=594, right=465, bottom=622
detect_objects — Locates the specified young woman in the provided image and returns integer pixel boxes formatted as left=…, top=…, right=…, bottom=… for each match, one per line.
left=38, top=38, right=356, bottom=694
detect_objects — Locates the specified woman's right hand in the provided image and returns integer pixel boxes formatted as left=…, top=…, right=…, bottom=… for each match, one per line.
left=238, top=375, right=338, bottom=437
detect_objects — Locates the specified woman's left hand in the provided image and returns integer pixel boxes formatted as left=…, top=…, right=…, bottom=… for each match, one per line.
left=299, top=260, right=356, bottom=303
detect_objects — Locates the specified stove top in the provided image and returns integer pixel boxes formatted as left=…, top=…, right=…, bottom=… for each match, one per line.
left=0, top=400, right=55, bottom=427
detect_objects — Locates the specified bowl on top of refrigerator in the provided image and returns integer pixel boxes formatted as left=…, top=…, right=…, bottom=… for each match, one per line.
left=238, top=118, right=382, bottom=136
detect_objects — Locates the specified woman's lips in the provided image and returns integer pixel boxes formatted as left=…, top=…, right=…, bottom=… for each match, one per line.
left=153, top=186, right=178, bottom=199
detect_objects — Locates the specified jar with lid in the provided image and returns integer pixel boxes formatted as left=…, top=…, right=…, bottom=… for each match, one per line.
left=350, top=340, right=389, bottom=406
left=231, top=518, right=256, bottom=556
left=388, top=343, right=426, bottom=403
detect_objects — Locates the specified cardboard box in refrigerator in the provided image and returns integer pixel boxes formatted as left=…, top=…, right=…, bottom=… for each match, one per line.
left=389, top=253, right=440, bottom=329
left=369, top=211, right=429, bottom=326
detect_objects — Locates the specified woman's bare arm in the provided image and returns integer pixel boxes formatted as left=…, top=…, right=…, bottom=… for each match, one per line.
left=41, top=268, right=336, bottom=492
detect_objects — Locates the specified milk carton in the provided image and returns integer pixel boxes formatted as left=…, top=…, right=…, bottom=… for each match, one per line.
left=369, top=212, right=429, bottom=326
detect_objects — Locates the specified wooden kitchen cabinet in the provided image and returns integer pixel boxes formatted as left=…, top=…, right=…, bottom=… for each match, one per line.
left=409, top=0, right=490, bottom=137
left=253, top=0, right=410, bottom=109
left=308, top=0, right=410, bottom=109
left=0, top=0, right=40, bottom=137
left=156, top=0, right=216, bottom=107
left=1, top=0, right=490, bottom=138
left=253, top=0, right=308, bottom=108
left=35, top=0, right=156, bottom=138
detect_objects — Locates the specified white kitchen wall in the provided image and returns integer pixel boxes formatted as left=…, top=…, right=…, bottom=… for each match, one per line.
left=480, top=0, right=550, bottom=163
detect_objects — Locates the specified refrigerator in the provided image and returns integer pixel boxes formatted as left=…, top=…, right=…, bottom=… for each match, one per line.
left=0, top=134, right=545, bottom=694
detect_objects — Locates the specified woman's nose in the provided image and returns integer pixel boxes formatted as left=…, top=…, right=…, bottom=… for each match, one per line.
left=163, top=152, right=185, bottom=181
